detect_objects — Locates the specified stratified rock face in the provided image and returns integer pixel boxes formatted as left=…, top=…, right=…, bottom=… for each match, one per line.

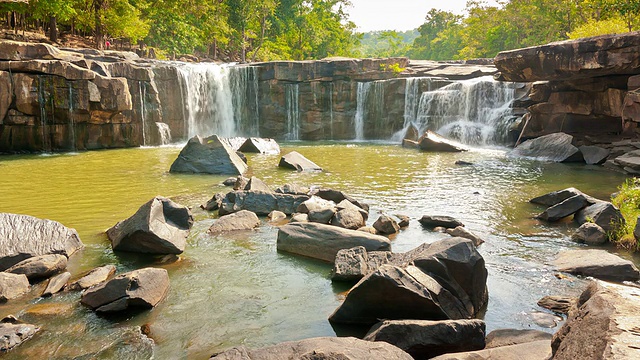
left=554, top=249, right=640, bottom=282
left=210, top=336, right=413, bottom=360
left=0, top=213, right=83, bottom=271
left=511, top=133, right=583, bottom=162
left=81, top=268, right=169, bottom=312
left=495, top=32, right=640, bottom=82
left=170, top=135, right=248, bottom=175
left=277, top=222, right=391, bottom=263
left=278, top=151, right=323, bottom=171
left=0, top=319, right=40, bottom=352
left=552, top=281, right=640, bottom=360
left=219, top=190, right=310, bottom=216
left=107, top=196, right=194, bottom=254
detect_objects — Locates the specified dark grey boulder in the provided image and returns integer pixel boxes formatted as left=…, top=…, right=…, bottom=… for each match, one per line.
left=277, top=222, right=391, bottom=263
left=395, top=214, right=410, bottom=227
left=68, top=265, right=116, bottom=291
left=553, top=249, right=640, bottom=282
left=208, top=210, right=260, bottom=234
left=222, top=177, right=237, bottom=186
left=278, top=151, right=322, bottom=171
left=579, top=145, right=609, bottom=165
left=572, top=222, right=607, bottom=245
left=81, top=267, right=169, bottom=313
left=201, top=193, right=225, bottom=211
left=419, top=131, right=469, bottom=152
left=0, top=213, right=83, bottom=271
left=419, top=215, right=464, bottom=229
left=446, top=226, right=484, bottom=246
left=574, top=201, right=624, bottom=232
left=485, top=329, right=552, bottom=349
left=6, top=254, right=67, bottom=280
left=219, top=190, right=309, bottom=216
left=210, top=336, right=413, bottom=360
left=308, top=208, right=336, bottom=224
left=431, top=340, right=551, bottom=359
left=530, top=187, right=584, bottom=207
left=373, top=214, right=400, bottom=235
left=170, top=135, right=248, bottom=175
left=107, top=196, right=193, bottom=254
left=536, top=194, right=590, bottom=222
left=331, top=207, right=366, bottom=230
left=614, top=149, right=640, bottom=172
left=238, top=137, right=280, bottom=155
left=332, top=246, right=395, bottom=282
left=364, top=319, right=486, bottom=359
left=511, top=132, right=584, bottom=162
left=0, top=273, right=30, bottom=301
left=0, top=317, right=40, bottom=352
left=41, top=271, right=71, bottom=297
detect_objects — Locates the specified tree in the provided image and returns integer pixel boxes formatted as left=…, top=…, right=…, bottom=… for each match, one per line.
left=29, top=0, right=76, bottom=42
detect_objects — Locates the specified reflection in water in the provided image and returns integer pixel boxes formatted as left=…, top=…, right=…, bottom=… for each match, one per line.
left=0, top=144, right=632, bottom=359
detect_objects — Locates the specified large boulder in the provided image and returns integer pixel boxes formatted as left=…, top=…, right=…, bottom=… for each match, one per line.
left=535, top=194, right=590, bottom=222
left=169, top=135, right=248, bottom=175
left=0, top=317, right=40, bottom=352
left=0, top=273, right=30, bottom=301
left=219, top=190, right=309, bottom=216
left=574, top=201, right=623, bottom=232
left=579, top=146, right=609, bottom=165
left=278, top=151, right=322, bottom=171
left=238, top=137, right=280, bottom=154
left=419, top=131, right=469, bottom=152
left=0, top=213, right=83, bottom=270
left=277, top=222, right=391, bottom=263
left=364, top=319, right=486, bottom=359
left=553, top=249, right=640, bottom=282
left=552, top=281, right=640, bottom=359
left=6, top=254, right=67, bottom=280
left=530, top=187, right=585, bottom=207
left=419, top=215, right=464, bottom=229
left=572, top=223, right=607, bottom=245
left=511, top=133, right=584, bottom=162
left=430, top=340, right=551, bottom=360
left=331, top=207, right=366, bottom=230
left=106, top=196, right=193, bottom=255
left=68, top=265, right=117, bottom=291
left=210, top=336, right=413, bottom=360
left=81, top=268, right=169, bottom=313
left=208, top=210, right=260, bottom=234
left=332, top=246, right=396, bottom=282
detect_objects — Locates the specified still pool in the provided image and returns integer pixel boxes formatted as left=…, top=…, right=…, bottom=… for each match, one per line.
left=0, top=143, right=633, bottom=359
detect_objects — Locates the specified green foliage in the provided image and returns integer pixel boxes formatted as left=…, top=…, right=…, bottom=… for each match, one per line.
left=380, top=62, right=405, bottom=76
left=611, top=178, right=640, bottom=251
left=356, top=30, right=417, bottom=58
left=568, top=17, right=630, bottom=38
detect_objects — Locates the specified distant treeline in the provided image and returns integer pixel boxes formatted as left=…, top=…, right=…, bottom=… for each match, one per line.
left=1, top=0, right=639, bottom=61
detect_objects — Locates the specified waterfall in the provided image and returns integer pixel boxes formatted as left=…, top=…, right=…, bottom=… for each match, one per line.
left=176, top=63, right=260, bottom=139
left=328, top=82, right=334, bottom=140
left=37, top=75, right=50, bottom=152
left=354, top=81, right=385, bottom=140
left=285, top=83, right=300, bottom=140
left=156, top=122, right=172, bottom=145
left=409, top=76, right=516, bottom=146
left=354, top=82, right=370, bottom=140
left=68, top=84, right=76, bottom=151
left=139, top=81, right=147, bottom=146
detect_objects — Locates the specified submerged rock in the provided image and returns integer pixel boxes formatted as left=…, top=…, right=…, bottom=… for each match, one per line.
left=511, top=132, right=583, bottom=162
left=0, top=213, right=83, bottom=271
left=0, top=273, right=30, bottom=301
left=554, top=249, right=640, bottom=282
left=68, top=265, right=117, bottom=291
left=0, top=317, right=40, bottom=353
left=278, top=151, right=322, bottom=171
left=419, top=215, right=464, bottom=229
left=107, top=196, right=193, bottom=255
left=419, top=131, right=469, bottom=152
left=485, top=329, right=552, bottom=349
left=208, top=210, right=260, bottom=234
left=238, top=137, right=280, bottom=155
left=81, top=267, right=169, bottom=313
left=169, top=135, right=248, bottom=175
left=6, top=254, right=67, bottom=280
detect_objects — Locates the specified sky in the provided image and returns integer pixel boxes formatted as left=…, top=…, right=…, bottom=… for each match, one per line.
left=346, top=0, right=470, bottom=32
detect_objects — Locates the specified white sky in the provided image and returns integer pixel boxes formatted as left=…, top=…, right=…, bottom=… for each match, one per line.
left=346, top=0, right=472, bottom=32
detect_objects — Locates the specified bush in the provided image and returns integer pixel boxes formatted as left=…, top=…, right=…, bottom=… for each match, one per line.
left=611, top=178, right=640, bottom=250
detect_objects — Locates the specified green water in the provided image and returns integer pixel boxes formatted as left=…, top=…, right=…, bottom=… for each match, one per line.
left=0, top=143, right=632, bottom=359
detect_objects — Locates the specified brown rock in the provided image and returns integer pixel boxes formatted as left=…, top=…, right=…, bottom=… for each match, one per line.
left=430, top=340, right=551, bottom=360
left=331, top=207, right=365, bottom=230
left=485, top=329, right=552, bottom=349
left=68, top=265, right=117, bottom=291
left=41, top=271, right=71, bottom=296
left=373, top=214, right=400, bottom=235
left=446, top=226, right=484, bottom=246
left=537, top=295, right=576, bottom=315
left=267, top=210, right=287, bottom=222
left=0, top=273, right=30, bottom=301
left=278, top=151, right=323, bottom=171
left=6, top=254, right=67, bottom=280
left=554, top=249, right=640, bottom=282
left=0, top=317, right=40, bottom=352
left=244, top=177, right=271, bottom=192
left=201, top=193, right=225, bottom=211
left=208, top=210, right=260, bottom=234
left=419, top=215, right=464, bottom=229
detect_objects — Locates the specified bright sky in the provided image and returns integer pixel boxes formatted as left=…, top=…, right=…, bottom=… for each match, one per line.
left=347, top=0, right=470, bottom=32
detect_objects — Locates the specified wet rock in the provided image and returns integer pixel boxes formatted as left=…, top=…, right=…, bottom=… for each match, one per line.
left=536, top=194, right=590, bottom=222
left=81, top=267, right=169, bottom=313
left=572, top=223, right=607, bottom=245
left=579, top=145, right=609, bottom=165
left=208, top=210, right=260, bottom=234
left=0, top=273, right=30, bottom=301
left=6, top=254, right=67, bottom=280
left=219, top=190, right=309, bottom=216
left=267, top=210, right=287, bottom=222
left=74, top=326, right=154, bottom=359
left=107, top=196, right=194, bottom=254
left=530, top=187, right=584, bottom=207
left=169, top=135, right=248, bottom=175
left=331, top=207, right=366, bottom=230
left=403, top=123, right=420, bottom=142
left=373, top=214, right=400, bottom=235
left=430, top=340, right=551, bottom=360
left=511, top=133, right=584, bottom=162
left=222, top=177, right=237, bottom=186
left=538, top=295, right=576, bottom=315
left=201, top=193, right=225, bottom=211
left=0, top=213, right=83, bottom=270
left=552, top=281, right=640, bottom=359
left=574, top=201, right=623, bottom=232
left=233, top=175, right=250, bottom=191
left=446, top=226, right=484, bottom=246
left=41, top=271, right=71, bottom=297
left=331, top=246, right=395, bottom=282
left=278, top=151, right=322, bottom=171
left=315, top=188, right=369, bottom=213
left=24, top=302, right=75, bottom=318
left=419, top=215, right=464, bottom=229
left=277, top=222, right=391, bottom=263
left=485, top=329, right=552, bottom=349
left=289, top=213, right=309, bottom=223
left=244, top=177, right=271, bottom=192
left=554, top=249, right=640, bottom=282
left=395, top=214, right=410, bottom=227
left=419, top=131, right=469, bottom=152
left=68, top=265, right=117, bottom=291
left=363, top=319, right=486, bottom=359
left=402, top=139, right=420, bottom=149
left=275, top=183, right=310, bottom=195
left=0, top=317, right=40, bottom=352
left=210, top=336, right=413, bottom=360
left=528, top=311, right=562, bottom=328
left=455, top=160, right=474, bottom=166
left=308, top=208, right=336, bottom=224
left=238, top=137, right=280, bottom=155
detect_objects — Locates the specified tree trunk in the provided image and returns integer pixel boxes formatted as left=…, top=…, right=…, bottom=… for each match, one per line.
left=11, top=11, right=16, bottom=34
left=49, top=16, right=58, bottom=43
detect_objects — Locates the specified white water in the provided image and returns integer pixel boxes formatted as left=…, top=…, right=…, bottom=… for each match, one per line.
left=176, top=63, right=260, bottom=139
left=139, top=81, right=147, bottom=146
left=156, top=122, right=172, bottom=145
left=68, top=85, right=76, bottom=151
left=285, top=83, right=300, bottom=140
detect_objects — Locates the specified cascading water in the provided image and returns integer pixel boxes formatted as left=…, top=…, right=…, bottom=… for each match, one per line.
left=354, top=81, right=386, bottom=140
left=156, top=122, right=172, bottom=145
left=139, top=81, right=147, bottom=146
left=412, top=76, right=517, bottom=146
left=176, top=63, right=260, bottom=139
left=354, top=82, right=369, bottom=140
left=285, top=83, right=300, bottom=140
left=37, top=75, right=49, bottom=152
left=328, top=82, right=334, bottom=140
left=68, top=84, right=76, bottom=151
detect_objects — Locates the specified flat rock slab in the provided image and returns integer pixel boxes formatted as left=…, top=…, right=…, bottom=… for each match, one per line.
left=485, top=329, right=552, bottom=349
left=430, top=340, right=551, bottom=360
left=419, top=215, right=464, bottom=229
left=81, top=267, right=169, bottom=313
left=277, top=222, right=391, bottom=263
left=68, top=264, right=117, bottom=291
left=0, top=213, right=83, bottom=270
left=208, top=210, right=260, bottom=234
left=238, top=137, right=280, bottom=155
left=170, top=135, right=248, bottom=175
left=530, top=187, right=585, bottom=207
left=42, top=271, right=71, bottom=297
left=0, top=273, right=30, bottom=301
left=536, top=194, right=590, bottom=222
left=511, top=132, right=583, bottom=162
left=554, top=249, right=640, bottom=282
left=364, top=319, right=486, bottom=359
left=6, top=254, right=67, bottom=280
left=278, top=151, right=323, bottom=171
left=537, top=296, right=576, bottom=315
left=614, top=149, right=640, bottom=171
left=210, top=336, right=413, bottom=360
left=0, top=320, right=40, bottom=352
left=220, top=190, right=310, bottom=216
left=419, top=131, right=469, bottom=152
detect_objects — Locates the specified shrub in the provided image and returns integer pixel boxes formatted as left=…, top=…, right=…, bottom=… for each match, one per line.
left=611, top=178, right=640, bottom=251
